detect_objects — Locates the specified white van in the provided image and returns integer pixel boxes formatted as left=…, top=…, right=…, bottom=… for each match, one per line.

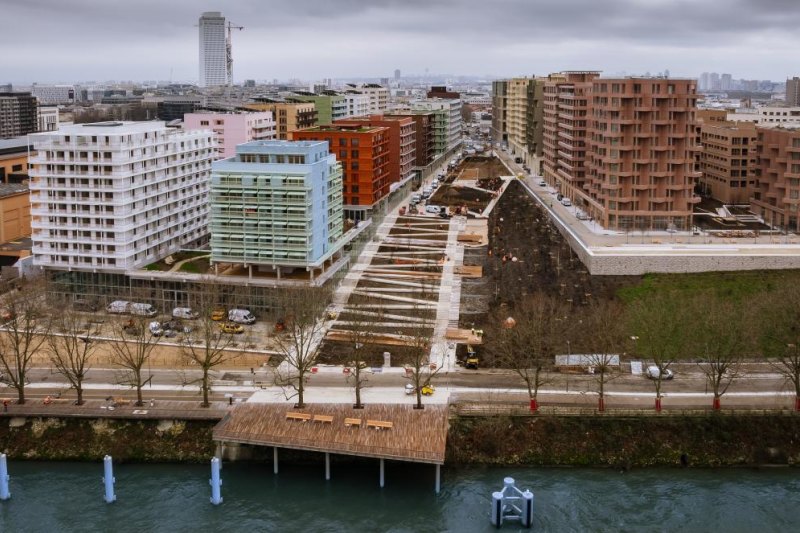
left=425, top=205, right=442, bottom=214
left=228, top=309, right=256, bottom=324
left=172, top=307, right=199, bottom=320
left=129, top=303, right=158, bottom=317
left=106, top=300, right=131, bottom=314
left=560, top=198, right=572, bottom=207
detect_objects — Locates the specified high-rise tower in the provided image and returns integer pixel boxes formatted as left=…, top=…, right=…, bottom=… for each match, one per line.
left=198, top=12, right=226, bottom=88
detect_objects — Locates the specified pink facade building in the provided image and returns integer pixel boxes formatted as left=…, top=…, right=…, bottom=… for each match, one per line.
left=183, top=112, right=276, bottom=159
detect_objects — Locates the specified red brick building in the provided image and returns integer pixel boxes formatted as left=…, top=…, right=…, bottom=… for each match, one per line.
left=293, top=125, right=390, bottom=218
left=752, top=126, right=800, bottom=231
left=334, top=114, right=415, bottom=186
left=387, top=112, right=435, bottom=167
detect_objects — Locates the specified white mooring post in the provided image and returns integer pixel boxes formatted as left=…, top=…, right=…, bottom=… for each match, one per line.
left=325, top=453, right=330, bottom=481
left=379, top=458, right=385, bottom=488
left=435, top=464, right=441, bottom=494
left=273, top=447, right=279, bottom=475
left=489, top=477, right=534, bottom=529
left=0, top=453, right=10, bottom=500
left=102, top=455, right=116, bottom=503
left=210, top=457, right=223, bottom=505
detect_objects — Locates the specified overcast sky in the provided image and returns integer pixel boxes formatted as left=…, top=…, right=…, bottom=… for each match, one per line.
left=2, top=0, right=799, bottom=84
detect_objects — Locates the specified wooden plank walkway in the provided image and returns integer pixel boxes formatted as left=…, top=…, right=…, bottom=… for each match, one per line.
left=213, top=403, right=449, bottom=464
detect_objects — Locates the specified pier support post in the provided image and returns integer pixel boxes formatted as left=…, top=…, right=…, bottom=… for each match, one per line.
left=273, top=447, right=279, bottom=475
left=379, top=458, right=385, bottom=488
left=434, top=464, right=441, bottom=494
left=210, top=457, right=223, bottom=505
left=325, top=452, right=330, bottom=481
left=0, top=453, right=10, bottom=500
left=103, top=455, right=116, bottom=503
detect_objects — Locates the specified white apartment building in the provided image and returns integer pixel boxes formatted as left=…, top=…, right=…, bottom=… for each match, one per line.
left=727, top=106, right=800, bottom=126
left=199, top=11, right=227, bottom=87
left=183, top=111, right=276, bottom=159
left=29, top=121, right=214, bottom=272
left=37, top=106, right=59, bottom=132
left=349, top=84, right=390, bottom=114
left=343, top=92, right=370, bottom=118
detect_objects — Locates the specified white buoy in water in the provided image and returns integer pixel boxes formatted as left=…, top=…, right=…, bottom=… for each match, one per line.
left=210, top=457, right=223, bottom=505
left=0, top=453, right=10, bottom=500
left=489, top=477, right=534, bottom=529
left=103, top=455, right=116, bottom=503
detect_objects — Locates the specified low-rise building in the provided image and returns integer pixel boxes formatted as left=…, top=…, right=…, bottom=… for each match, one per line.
left=183, top=111, right=276, bottom=159
left=0, top=137, right=32, bottom=183
left=37, top=106, right=59, bottom=132
left=210, top=140, right=344, bottom=279
left=242, top=101, right=317, bottom=140
left=698, top=122, right=758, bottom=204
left=287, top=92, right=348, bottom=125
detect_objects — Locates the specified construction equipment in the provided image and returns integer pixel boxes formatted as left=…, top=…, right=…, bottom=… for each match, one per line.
left=465, top=345, right=479, bottom=369
left=226, top=21, right=244, bottom=88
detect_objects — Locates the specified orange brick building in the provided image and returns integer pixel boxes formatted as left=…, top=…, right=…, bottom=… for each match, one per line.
left=334, top=114, right=415, bottom=186
left=752, top=126, right=800, bottom=231
left=293, top=125, right=390, bottom=218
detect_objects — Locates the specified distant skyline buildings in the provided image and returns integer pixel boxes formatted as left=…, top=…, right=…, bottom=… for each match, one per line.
left=3, top=1, right=800, bottom=83
left=198, top=11, right=227, bottom=88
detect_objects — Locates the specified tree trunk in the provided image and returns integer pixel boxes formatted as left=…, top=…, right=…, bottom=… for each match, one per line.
left=355, top=379, right=362, bottom=409
left=297, top=379, right=305, bottom=409
left=201, top=368, right=210, bottom=407
left=136, top=383, right=143, bottom=406
left=712, top=395, right=721, bottom=410
left=17, top=385, right=25, bottom=405
left=655, top=397, right=662, bottom=412
left=76, top=386, right=84, bottom=406
left=598, top=396, right=605, bottom=412
left=795, top=395, right=800, bottom=412
left=529, top=397, right=538, bottom=412
left=415, top=389, right=423, bottom=410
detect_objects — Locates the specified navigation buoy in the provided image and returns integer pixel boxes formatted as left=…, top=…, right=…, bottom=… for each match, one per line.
left=489, top=477, right=534, bottom=529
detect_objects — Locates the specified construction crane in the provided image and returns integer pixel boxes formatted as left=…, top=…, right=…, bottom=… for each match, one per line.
left=226, top=21, right=244, bottom=88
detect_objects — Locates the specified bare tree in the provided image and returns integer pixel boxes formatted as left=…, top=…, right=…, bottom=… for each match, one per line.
left=0, top=280, right=51, bottom=404
left=579, top=300, right=626, bottom=412
left=181, top=281, right=237, bottom=407
left=692, top=297, right=751, bottom=410
left=757, top=286, right=800, bottom=411
left=398, top=300, right=443, bottom=410
left=486, top=293, right=566, bottom=411
left=47, top=310, right=98, bottom=405
left=341, top=298, right=385, bottom=409
left=627, top=292, right=692, bottom=411
left=273, top=287, right=330, bottom=408
left=108, top=314, right=161, bottom=406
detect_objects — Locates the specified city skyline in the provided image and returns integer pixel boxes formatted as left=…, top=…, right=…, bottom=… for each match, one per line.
left=2, top=0, right=800, bottom=84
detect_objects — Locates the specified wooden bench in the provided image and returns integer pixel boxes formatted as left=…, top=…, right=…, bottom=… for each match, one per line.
left=313, top=414, right=334, bottom=424
left=285, top=412, right=312, bottom=422
left=366, top=420, right=394, bottom=430
left=344, top=417, right=362, bottom=427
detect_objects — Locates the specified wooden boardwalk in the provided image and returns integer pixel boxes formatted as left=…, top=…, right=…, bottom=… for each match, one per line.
left=213, top=403, right=449, bottom=464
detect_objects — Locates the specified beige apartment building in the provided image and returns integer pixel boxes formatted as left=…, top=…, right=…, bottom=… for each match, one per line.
left=506, top=78, right=532, bottom=161
left=751, top=125, right=800, bottom=231
left=242, top=102, right=317, bottom=140
left=542, top=71, right=599, bottom=201
left=698, top=122, right=758, bottom=204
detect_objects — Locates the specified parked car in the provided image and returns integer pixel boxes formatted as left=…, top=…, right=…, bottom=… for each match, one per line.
left=425, top=205, right=442, bottom=214
left=106, top=300, right=132, bottom=314
left=404, top=383, right=434, bottom=396
left=148, top=321, right=163, bottom=337
left=228, top=309, right=256, bottom=324
left=220, top=322, right=244, bottom=334
left=538, top=180, right=547, bottom=187
left=560, top=198, right=572, bottom=207
left=646, top=366, right=674, bottom=380
left=576, top=210, right=590, bottom=221
left=172, top=307, right=198, bottom=320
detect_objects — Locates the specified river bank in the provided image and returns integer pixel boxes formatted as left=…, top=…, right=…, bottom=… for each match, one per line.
left=2, top=412, right=799, bottom=467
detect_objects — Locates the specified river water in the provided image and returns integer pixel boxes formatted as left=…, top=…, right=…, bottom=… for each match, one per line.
left=0, top=461, right=797, bottom=532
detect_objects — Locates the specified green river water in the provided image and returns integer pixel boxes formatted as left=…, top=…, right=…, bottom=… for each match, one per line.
left=0, top=461, right=797, bottom=532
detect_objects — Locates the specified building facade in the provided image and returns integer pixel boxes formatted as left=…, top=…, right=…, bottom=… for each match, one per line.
left=37, top=106, right=59, bottom=132
left=0, top=137, right=31, bottom=183
left=585, top=77, right=700, bottom=230
left=347, top=84, right=390, bottom=114
left=343, top=92, right=370, bottom=118
left=787, top=77, right=800, bottom=107
left=525, top=78, right=545, bottom=172
left=751, top=125, right=800, bottom=231
left=411, top=99, right=462, bottom=154
left=199, top=11, right=227, bottom=87
left=30, top=85, right=74, bottom=105
left=727, top=106, right=800, bottom=126
left=334, top=115, right=416, bottom=185
left=183, top=111, right=276, bottom=159
left=0, top=184, right=31, bottom=245
left=210, top=140, right=344, bottom=276
left=0, top=92, right=38, bottom=139
left=491, top=80, right=508, bottom=144
left=292, top=125, right=390, bottom=218
left=29, top=122, right=214, bottom=272
left=698, top=122, right=758, bottom=204
left=243, top=102, right=318, bottom=140
left=287, top=93, right=347, bottom=125
left=387, top=112, right=435, bottom=167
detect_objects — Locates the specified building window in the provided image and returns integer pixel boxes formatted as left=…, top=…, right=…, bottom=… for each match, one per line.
left=200, top=120, right=209, bottom=126
left=339, top=138, right=347, bottom=146
left=351, top=138, right=360, bottom=147
left=351, top=150, right=359, bottom=158
left=351, top=185, right=359, bottom=193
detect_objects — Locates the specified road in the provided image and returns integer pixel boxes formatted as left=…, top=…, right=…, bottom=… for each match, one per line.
left=6, top=362, right=795, bottom=410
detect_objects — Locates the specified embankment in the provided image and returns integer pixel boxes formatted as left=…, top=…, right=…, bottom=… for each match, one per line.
left=2, top=413, right=799, bottom=467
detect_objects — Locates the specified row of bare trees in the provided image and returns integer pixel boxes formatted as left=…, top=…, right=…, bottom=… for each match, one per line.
left=487, top=286, right=800, bottom=412
left=0, top=278, right=244, bottom=407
